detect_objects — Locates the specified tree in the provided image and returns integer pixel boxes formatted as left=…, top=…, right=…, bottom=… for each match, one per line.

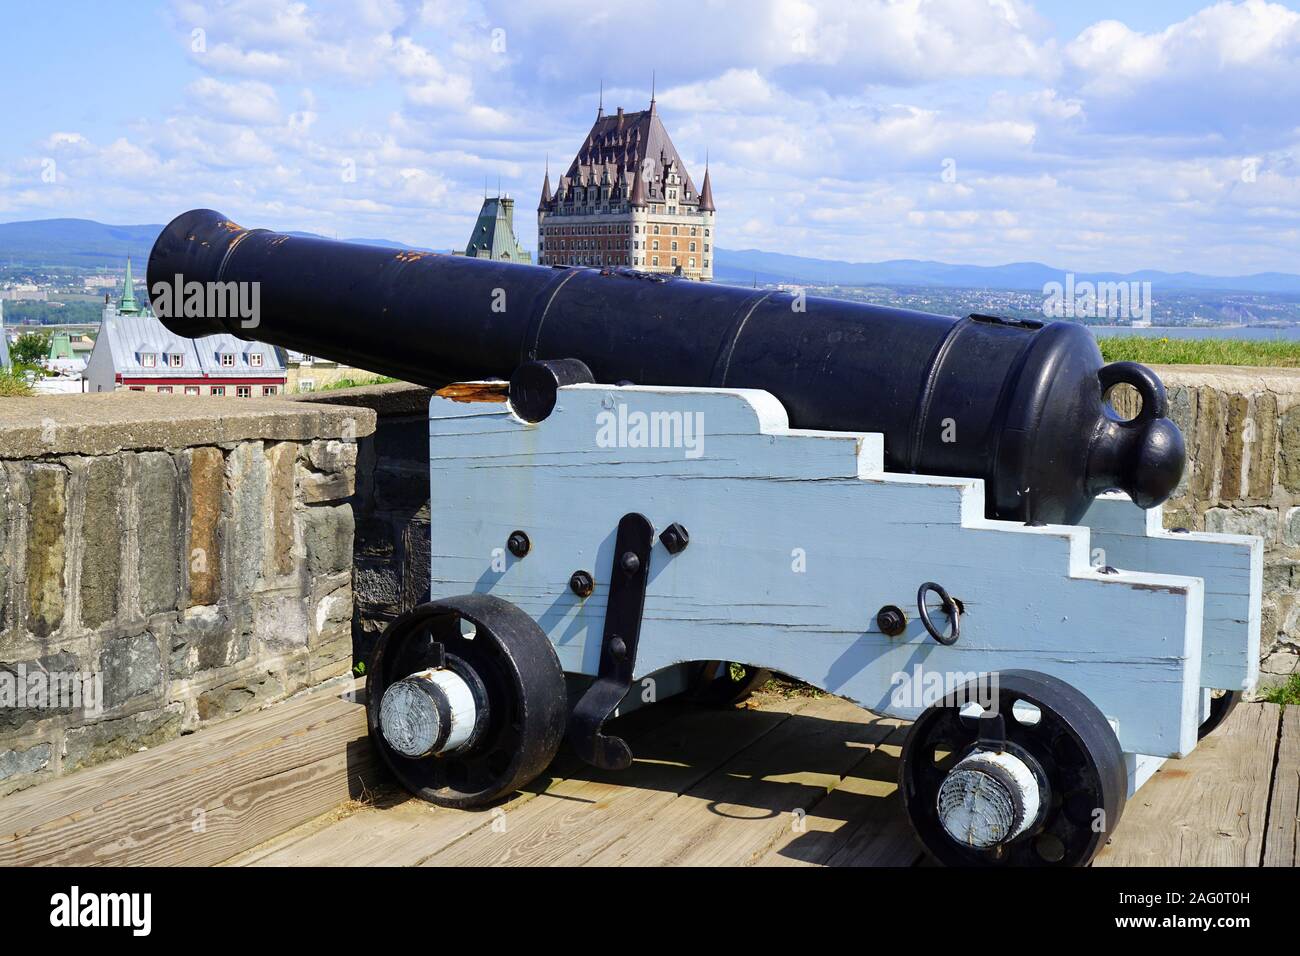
left=11, top=331, right=52, bottom=367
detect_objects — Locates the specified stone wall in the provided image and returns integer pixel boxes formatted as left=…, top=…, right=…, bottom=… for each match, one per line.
left=0, top=393, right=376, bottom=794
left=1111, top=365, right=1300, bottom=686
left=295, top=383, right=433, bottom=667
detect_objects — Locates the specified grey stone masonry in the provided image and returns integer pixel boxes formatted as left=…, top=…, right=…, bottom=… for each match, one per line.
left=0, top=393, right=375, bottom=795
left=1110, top=365, right=1300, bottom=688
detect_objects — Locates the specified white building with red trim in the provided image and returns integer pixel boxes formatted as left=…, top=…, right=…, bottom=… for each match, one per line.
left=84, top=258, right=286, bottom=397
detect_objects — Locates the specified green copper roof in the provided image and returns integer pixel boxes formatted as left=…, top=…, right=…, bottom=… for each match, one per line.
left=464, top=197, right=532, bottom=263
left=48, top=332, right=75, bottom=360
left=119, top=256, right=141, bottom=315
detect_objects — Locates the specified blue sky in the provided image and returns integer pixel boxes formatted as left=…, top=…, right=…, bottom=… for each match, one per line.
left=0, top=0, right=1297, bottom=274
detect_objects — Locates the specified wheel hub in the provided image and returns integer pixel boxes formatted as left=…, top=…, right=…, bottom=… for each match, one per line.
left=937, top=749, right=1042, bottom=848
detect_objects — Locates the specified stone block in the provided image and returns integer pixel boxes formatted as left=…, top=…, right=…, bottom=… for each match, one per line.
left=1189, top=387, right=1224, bottom=502
left=187, top=447, right=224, bottom=606
left=0, top=650, right=83, bottom=731
left=0, top=742, right=52, bottom=781
left=100, top=632, right=162, bottom=709
left=137, top=452, right=180, bottom=615
left=254, top=594, right=310, bottom=650
left=301, top=503, right=354, bottom=577
left=267, top=442, right=296, bottom=578
left=24, top=464, right=67, bottom=637
left=78, top=455, right=124, bottom=628
left=227, top=442, right=268, bottom=599
left=1246, top=392, right=1278, bottom=499
left=62, top=706, right=182, bottom=772
left=1280, top=401, right=1300, bottom=493
left=169, top=604, right=251, bottom=678
left=196, top=671, right=285, bottom=722
left=1204, top=506, right=1277, bottom=541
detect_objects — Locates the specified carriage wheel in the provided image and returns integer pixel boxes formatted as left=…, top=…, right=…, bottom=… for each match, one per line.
left=366, top=594, right=567, bottom=809
left=899, top=670, right=1126, bottom=867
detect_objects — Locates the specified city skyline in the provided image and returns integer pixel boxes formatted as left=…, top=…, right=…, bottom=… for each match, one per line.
left=1, top=0, right=1298, bottom=274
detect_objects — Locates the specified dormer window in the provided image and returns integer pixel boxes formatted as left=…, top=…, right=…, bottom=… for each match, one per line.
left=220, top=352, right=235, bottom=367
left=249, top=352, right=263, bottom=368
left=141, top=352, right=156, bottom=368
left=168, top=353, right=183, bottom=368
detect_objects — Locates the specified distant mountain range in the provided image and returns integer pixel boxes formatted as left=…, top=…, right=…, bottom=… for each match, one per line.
left=2, top=217, right=1297, bottom=295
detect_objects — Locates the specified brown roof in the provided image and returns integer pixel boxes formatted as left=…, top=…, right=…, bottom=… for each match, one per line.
left=542, top=103, right=703, bottom=210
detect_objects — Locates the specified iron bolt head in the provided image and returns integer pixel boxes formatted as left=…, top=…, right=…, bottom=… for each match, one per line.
left=609, top=636, right=627, bottom=660
left=877, top=605, right=907, bottom=637
left=619, top=551, right=641, bottom=575
left=659, top=522, right=689, bottom=555
left=507, top=530, right=531, bottom=558
left=569, top=570, right=595, bottom=598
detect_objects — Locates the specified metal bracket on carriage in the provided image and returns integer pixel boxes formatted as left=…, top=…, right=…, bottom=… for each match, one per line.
left=567, top=512, right=655, bottom=770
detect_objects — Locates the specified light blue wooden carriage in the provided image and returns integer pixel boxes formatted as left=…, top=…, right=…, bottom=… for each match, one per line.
left=375, top=379, right=1261, bottom=866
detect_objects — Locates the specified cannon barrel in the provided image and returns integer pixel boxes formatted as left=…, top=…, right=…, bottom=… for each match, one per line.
left=148, top=208, right=1184, bottom=524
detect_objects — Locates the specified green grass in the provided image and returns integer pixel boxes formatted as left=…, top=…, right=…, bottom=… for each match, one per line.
left=1097, top=337, right=1300, bottom=368
left=0, top=371, right=32, bottom=397
left=1262, top=674, right=1300, bottom=706
left=313, top=375, right=398, bottom=391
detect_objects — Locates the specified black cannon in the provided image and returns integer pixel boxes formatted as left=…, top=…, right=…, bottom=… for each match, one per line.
left=148, top=208, right=1183, bottom=524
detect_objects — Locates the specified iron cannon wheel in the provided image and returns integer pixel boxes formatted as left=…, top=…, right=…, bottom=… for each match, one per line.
left=1197, top=690, right=1242, bottom=740
left=899, top=670, right=1126, bottom=867
left=689, top=661, right=773, bottom=707
left=366, top=594, right=567, bottom=809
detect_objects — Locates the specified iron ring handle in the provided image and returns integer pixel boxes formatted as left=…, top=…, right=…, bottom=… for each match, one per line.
left=1098, top=361, right=1167, bottom=426
left=917, top=581, right=960, bottom=646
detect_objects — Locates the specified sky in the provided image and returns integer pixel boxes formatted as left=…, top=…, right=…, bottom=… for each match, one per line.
left=0, top=0, right=1297, bottom=274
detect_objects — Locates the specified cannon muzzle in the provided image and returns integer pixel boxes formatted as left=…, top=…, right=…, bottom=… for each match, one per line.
left=148, top=208, right=1184, bottom=524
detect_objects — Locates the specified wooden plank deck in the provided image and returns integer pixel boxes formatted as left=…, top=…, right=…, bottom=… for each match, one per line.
left=225, top=691, right=1297, bottom=868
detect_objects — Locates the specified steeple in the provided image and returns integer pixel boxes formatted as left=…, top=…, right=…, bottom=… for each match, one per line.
left=629, top=163, right=647, bottom=207
left=538, top=158, right=552, bottom=210
left=597, top=80, right=604, bottom=118
left=649, top=71, right=656, bottom=114
left=698, top=161, right=715, bottom=213
left=118, top=256, right=141, bottom=316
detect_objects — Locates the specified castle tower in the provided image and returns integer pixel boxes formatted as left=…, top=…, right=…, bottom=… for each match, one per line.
left=537, top=94, right=714, bottom=280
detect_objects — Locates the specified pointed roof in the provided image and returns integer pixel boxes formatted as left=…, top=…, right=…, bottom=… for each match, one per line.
left=538, top=165, right=552, bottom=210
left=465, top=196, right=532, bottom=263
left=629, top=164, right=647, bottom=207
left=559, top=101, right=702, bottom=208
left=119, top=256, right=141, bottom=316
left=698, top=165, right=715, bottom=212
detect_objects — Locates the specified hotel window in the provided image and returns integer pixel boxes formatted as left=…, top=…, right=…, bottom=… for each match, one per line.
left=141, top=352, right=156, bottom=367
left=211, top=386, right=225, bottom=396
left=689, top=242, right=696, bottom=252
left=236, top=386, right=252, bottom=398
left=652, top=256, right=659, bottom=266
left=157, top=386, right=173, bottom=394
left=168, top=353, right=183, bottom=368
left=250, top=352, right=263, bottom=367
left=263, top=385, right=278, bottom=396
left=690, top=259, right=696, bottom=268
left=652, top=240, right=659, bottom=250
left=671, top=241, right=678, bottom=251
left=653, top=225, right=660, bottom=234
left=220, top=353, right=235, bottom=367
left=184, top=386, right=200, bottom=396
left=671, top=226, right=678, bottom=236
left=672, top=258, right=679, bottom=267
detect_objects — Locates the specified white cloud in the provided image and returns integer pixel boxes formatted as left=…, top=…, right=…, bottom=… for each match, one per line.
left=187, top=77, right=282, bottom=125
